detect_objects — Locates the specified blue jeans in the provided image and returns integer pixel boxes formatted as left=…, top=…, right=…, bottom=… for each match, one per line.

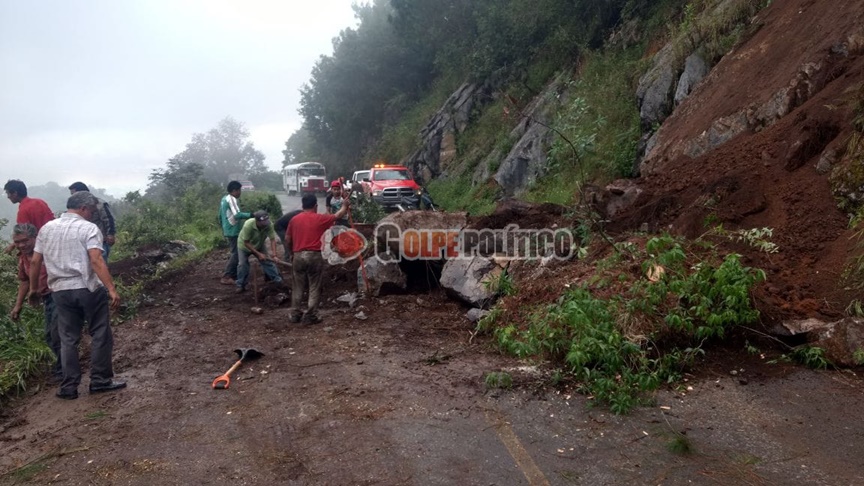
left=223, top=236, right=239, bottom=279
left=103, top=243, right=112, bottom=262
left=236, top=250, right=283, bottom=289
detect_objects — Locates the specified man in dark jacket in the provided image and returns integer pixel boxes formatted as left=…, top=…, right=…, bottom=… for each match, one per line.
left=68, top=182, right=116, bottom=260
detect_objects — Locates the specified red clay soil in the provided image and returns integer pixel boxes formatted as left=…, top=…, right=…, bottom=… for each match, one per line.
left=612, top=0, right=864, bottom=325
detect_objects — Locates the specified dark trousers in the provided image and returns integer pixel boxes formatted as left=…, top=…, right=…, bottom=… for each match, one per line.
left=53, top=287, right=114, bottom=393
left=223, top=236, right=239, bottom=279
left=43, top=293, right=62, bottom=377
left=291, top=251, right=324, bottom=319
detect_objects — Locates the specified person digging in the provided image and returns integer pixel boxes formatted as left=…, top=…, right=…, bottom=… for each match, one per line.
left=235, top=210, right=284, bottom=293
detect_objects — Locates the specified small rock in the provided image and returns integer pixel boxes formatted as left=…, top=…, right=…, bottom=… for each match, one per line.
left=729, top=370, right=738, bottom=376
left=250, top=307, right=263, bottom=315
left=738, top=378, right=749, bottom=385
left=355, top=311, right=368, bottom=321
left=466, top=308, right=491, bottom=323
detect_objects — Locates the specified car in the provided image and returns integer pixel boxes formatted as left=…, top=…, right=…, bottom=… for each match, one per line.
left=356, top=165, right=422, bottom=209
left=238, top=180, right=255, bottom=191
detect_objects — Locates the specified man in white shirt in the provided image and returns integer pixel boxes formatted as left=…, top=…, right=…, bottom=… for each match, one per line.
left=31, top=191, right=125, bottom=400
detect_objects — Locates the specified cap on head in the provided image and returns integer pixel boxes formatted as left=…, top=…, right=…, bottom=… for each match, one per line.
left=253, top=210, right=269, bottom=224
left=330, top=181, right=341, bottom=188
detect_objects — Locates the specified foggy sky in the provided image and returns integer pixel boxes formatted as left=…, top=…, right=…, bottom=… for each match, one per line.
left=0, top=0, right=359, bottom=197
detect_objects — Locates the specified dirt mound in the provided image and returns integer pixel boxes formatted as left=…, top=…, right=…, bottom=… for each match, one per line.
left=612, top=0, right=864, bottom=324
left=468, top=199, right=570, bottom=230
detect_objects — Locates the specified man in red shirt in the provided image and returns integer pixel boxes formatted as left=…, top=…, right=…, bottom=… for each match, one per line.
left=9, top=223, right=62, bottom=382
left=285, top=193, right=350, bottom=324
left=4, top=179, right=55, bottom=254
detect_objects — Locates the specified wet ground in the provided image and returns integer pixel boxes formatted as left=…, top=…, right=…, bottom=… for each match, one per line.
left=0, top=250, right=863, bottom=485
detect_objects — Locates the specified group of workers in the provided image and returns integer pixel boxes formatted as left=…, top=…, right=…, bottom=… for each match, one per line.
left=219, top=179, right=351, bottom=324
left=5, top=179, right=124, bottom=401
left=5, top=176, right=352, bottom=401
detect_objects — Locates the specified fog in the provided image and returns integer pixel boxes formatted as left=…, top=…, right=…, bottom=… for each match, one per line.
left=0, top=0, right=359, bottom=198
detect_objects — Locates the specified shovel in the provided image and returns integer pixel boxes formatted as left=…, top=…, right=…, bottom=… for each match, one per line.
left=211, top=348, right=264, bottom=390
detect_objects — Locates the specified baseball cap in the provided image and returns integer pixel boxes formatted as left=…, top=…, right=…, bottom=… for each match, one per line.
left=253, top=210, right=269, bottom=223
left=331, top=181, right=341, bottom=188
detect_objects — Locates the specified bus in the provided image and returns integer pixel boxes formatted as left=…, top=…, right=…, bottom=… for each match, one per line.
left=282, top=162, right=328, bottom=195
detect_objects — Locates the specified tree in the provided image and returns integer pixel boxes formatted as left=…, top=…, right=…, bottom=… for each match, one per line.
left=282, top=128, right=319, bottom=167
left=146, top=117, right=266, bottom=198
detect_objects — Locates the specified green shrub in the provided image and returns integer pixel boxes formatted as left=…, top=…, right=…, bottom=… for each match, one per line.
left=491, top=234, right=765, bottom=413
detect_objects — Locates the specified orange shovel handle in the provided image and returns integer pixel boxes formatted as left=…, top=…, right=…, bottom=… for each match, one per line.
left=212, top=359, right=243, bottom=389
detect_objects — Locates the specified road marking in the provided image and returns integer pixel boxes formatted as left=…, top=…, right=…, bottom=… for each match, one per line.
left=485, top=409, right=551, bottom=486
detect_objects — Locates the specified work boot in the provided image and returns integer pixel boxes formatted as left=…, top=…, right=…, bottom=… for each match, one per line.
left=301, top=313, right=321, bottom=325
left=220, top=277, right=235, bottom=285
left=89, top=380, right=127, bottom=394
left=235, top=286, right=246, bottom=294
left=289, top=314, right=302, bottom=324
left=56, top=389, right=78, bottom=400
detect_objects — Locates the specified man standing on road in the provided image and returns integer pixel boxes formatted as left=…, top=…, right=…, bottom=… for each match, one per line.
left=31, top=191, right=124, bottom=400
left=236, top=210, right=283, bottom=293
left=3, top=179, right=54, bottom=254
left=219, top=181, right=251, bottom=285
left=10, top=223, right=62, bottom=383
left=68, top=182, right=116, bottom=261
left=285, top=193, right=350, bottom=324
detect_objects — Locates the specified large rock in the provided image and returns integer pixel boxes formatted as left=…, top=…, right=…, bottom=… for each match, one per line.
left=774, top=317, right=864, bottom=367
left=812, top=318, right=864, bottom=367
left=439, top=256, right=502, bottom=307
left=358, top=257, right=406, bottom=297
left=674, top=53, right=709, bottom=105
left=636, top=44, right=677, bottom=130
left=374, top=211, right=468, bottom=259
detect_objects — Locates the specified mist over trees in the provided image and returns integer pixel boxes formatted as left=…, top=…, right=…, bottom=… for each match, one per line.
left=146, top=117, right=279, bottom=199
left=294, top=0, right=632, bottom=176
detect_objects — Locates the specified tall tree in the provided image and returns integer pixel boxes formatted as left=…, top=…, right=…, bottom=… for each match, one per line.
left=282, top=127, right=319, bottom=167
left=147, top=117, right=266, bottom=198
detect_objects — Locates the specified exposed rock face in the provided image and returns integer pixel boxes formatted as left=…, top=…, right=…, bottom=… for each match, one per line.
left=636, top=44, right=677, bottom=130
left=492, top=77, right=565, bottom=196
left=404, top=83, right=492, bottom=181
left=493, top=119, right=555, bottom=197
left=674, top=53, right=709, bottom=106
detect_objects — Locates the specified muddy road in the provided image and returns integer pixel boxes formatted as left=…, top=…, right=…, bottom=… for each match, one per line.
left=1, top=251, right=863, bottom=485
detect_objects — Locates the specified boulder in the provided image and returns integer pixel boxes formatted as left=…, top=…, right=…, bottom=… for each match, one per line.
left=358, top=257, right=406, bottom=297
left=636, top=44, right=677, bottom=130
left=774, top=317, right=864, bottom=367
left=439, top=256, right=502, bottom=307
left=374, top=211, right=468, bottom=259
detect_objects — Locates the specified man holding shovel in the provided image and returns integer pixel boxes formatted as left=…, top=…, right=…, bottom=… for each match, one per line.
left=235, top=210, right=284, bottom=293
left=285, top=193, right=350, bottom=324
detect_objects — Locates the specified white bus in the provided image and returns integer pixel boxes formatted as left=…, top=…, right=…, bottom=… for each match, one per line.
left=282, top=162, right=328, bottom=195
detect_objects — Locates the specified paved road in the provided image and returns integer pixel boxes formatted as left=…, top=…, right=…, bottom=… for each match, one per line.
left=276, top=191, right=326, bottom=214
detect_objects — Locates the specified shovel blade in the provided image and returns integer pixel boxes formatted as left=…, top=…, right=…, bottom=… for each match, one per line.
left=234, top=348, right=264, bottom=362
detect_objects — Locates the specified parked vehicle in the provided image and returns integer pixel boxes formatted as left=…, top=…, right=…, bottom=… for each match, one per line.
left=238, top=180, right=255, bottom=191
left=283, top=162, right=328, bottom=195
left=354, top=165, right=422, bottom=210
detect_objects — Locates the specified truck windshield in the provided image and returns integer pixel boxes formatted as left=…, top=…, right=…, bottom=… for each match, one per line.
left=373, top=169, right=410, bottom=181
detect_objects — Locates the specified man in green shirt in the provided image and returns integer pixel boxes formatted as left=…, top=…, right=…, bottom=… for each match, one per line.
left=220, top=181, right=252, bottom=285
left=236, top=210, right=283, bottom=293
